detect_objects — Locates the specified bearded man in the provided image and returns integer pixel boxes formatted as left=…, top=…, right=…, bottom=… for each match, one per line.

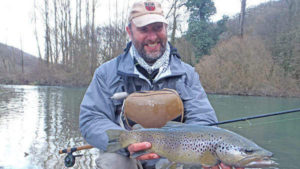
left=79, top=1, right=240, bottom=169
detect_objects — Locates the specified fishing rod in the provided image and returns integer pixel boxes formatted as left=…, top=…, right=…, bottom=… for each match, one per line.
left=208, top=108, right=300, bottom=126
left=59, top=108, right=300, bottom=167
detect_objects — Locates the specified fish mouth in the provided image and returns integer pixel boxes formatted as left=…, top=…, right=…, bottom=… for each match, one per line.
left=237, top=156, right=278, bottom=168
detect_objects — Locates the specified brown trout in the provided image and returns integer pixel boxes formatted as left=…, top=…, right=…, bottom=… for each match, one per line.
left=106, top=123, right=277, bottom=168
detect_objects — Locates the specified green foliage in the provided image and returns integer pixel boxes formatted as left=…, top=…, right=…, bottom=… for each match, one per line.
left=184, top=0, right=228, bottom=61
left=185, top=0, right=216, bottom=22
left=185, top=21, right=215, bottom=60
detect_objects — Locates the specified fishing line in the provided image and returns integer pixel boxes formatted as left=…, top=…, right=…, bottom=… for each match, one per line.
left=208, top=108, right=300, bottom=126
left=240, top=117, right=300, bottom=127
left=225, top=116, right=300, bottom=129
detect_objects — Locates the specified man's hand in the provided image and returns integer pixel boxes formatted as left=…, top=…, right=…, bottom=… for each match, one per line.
left=127, top=142, right=160, bottom=160
left=202, top=163, right=244, bottom=169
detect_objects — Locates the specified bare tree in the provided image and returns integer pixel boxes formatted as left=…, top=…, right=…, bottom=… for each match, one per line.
left=44, top=0, right=52, bottom=65
left=240, top=0, right=247, bottom=38
left=53, top=0, right=59, bottom=64
left=165, top=0, right=186, bottom=45
left=20, top=37, right=24, bottom=73
left=33, top=0, right=42, bottom=60
left=90, top=0, right=98, bottom=75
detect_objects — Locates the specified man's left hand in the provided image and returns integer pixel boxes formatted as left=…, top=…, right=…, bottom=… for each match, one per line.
left=127, top=142, right=160, bottom=160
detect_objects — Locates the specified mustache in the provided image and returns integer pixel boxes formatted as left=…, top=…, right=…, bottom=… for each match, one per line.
left=142, top=40, right=165, bottom=48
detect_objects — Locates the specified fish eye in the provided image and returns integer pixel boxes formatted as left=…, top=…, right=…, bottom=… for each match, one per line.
left=244, top=149, right=254, bottom=154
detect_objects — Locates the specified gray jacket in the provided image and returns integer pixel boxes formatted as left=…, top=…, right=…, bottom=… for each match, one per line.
left=79, top=43, right=217, bottom=150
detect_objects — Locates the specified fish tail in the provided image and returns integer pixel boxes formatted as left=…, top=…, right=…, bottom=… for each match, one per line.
left=106, top=129, right=125, bottom=152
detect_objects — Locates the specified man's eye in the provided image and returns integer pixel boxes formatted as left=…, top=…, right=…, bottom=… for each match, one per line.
left=139, top=28, right=148, bottom=33
left=153, top=25, right=163, bottom=32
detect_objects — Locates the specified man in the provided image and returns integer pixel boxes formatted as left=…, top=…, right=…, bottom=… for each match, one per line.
left=80, top=0, right=242, bottom=169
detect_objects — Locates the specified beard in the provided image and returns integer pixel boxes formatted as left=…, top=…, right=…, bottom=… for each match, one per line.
left=132, top=39, right=167, bottom=64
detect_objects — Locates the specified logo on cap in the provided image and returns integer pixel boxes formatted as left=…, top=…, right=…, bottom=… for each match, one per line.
left=145, top=2, right=155, bottom=11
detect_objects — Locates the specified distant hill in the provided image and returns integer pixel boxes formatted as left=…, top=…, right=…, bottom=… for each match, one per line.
left=0, top=42, right=40, bottom=74
left=0, top=42, right=90, bottom=86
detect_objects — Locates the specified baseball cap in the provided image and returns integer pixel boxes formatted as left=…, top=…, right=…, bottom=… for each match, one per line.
left=128, top=0, right=168, bottom=27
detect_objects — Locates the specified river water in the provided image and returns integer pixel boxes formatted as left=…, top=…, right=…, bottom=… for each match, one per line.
left=0, top=85, right=299, bottom=169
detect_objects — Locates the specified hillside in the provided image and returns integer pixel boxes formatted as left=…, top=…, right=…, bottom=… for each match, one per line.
left=0, top=43, right=40, bottom=74
left=0, top=42, right=91, bottom=86
left=0, top=43, right=41, bottom=84
left=195, top=0, right=300, bottom=97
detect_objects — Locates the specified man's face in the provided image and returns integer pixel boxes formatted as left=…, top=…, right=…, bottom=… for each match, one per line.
left=126, top=22, right=168, bottom=64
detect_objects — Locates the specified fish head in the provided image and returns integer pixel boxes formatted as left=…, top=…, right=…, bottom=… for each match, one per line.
left=215, top=136, right=278, bottom=168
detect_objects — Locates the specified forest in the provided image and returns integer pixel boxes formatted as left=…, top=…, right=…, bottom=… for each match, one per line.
left=0, top=0, right=299, bottom=97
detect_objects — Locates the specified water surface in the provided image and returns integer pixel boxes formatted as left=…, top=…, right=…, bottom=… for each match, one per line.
left=0, top=85, right=299, bottom=168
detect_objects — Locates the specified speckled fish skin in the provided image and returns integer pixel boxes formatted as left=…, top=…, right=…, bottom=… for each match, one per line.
left=109, top=124, right=277, bottom=168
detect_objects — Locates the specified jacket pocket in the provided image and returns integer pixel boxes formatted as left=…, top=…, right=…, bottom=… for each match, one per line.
left=175, top=82, right=194, bottom=101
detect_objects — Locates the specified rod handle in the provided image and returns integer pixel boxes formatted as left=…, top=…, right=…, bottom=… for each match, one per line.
left=59, top=144, right=94, bottom=154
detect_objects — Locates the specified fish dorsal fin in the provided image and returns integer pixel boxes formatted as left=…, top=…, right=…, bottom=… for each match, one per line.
left=199, top=151, right=220, bottom=167
left=132, top=124, right=144, bottom=130
left=161, top=121, right=185, bottom=128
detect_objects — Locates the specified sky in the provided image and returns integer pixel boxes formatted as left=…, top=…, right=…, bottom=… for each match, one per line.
left=0, top=0, right=270, bottom=57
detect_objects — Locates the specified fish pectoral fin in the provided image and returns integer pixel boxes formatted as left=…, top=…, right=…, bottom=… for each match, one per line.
left=158, top=161, right=179, bottom=169
left=199, top=151, right=219, bottom=167
left=166, top=162, right=179, bottom=169
left=106, top=141, right=123, bottom=152
left=130, top=150, right=149, bottom=159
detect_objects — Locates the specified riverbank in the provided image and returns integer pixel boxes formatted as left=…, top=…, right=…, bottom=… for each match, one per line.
left=1, top=80, right=300, bottom=98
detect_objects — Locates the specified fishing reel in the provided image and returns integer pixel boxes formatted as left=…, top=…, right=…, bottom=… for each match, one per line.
left=59, top=145, right=94, bottom=167
left=61, top=147, right=83, bottom=167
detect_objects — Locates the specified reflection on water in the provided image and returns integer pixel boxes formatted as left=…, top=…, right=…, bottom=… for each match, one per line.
left=0, top=85, right=97, bottom=169
left=0, top=85, right=299, bottom=168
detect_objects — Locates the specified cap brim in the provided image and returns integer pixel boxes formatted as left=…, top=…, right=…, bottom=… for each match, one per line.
left=132, top=14, right=168, bottom=27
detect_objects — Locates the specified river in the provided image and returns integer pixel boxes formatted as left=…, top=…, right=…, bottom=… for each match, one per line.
left=0, top=85, right=299, bottom=169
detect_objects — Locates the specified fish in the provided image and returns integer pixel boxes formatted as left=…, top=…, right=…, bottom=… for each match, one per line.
left=106, top=122, right=278, bottom=168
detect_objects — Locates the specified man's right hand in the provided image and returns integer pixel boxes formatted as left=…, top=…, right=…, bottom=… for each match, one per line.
left=127, top=142, right=160, bottom=160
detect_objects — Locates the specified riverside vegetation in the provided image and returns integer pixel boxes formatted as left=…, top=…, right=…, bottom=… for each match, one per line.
left=0, top=0, right=299, bottom=97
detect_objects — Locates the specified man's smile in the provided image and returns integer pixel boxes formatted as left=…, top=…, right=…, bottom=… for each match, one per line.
left=145, top=42, right=160, bottom=52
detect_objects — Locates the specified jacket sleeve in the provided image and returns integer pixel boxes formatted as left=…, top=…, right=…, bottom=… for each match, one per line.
left=79, top=68, right=123, bottom=151
left=180, top=69, right=218, bottom=125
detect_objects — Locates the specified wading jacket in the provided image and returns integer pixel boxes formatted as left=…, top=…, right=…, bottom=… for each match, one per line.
left=79, top=42, right=218, bottom=150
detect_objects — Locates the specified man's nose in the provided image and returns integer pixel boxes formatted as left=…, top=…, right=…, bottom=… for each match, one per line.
left=146, top=30, right=158, bottom=41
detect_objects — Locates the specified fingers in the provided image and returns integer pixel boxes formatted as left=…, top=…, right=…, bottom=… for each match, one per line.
left=127, top=142, right=151, bottom=153
left=211, top=165, right=221, bottom=169
left=219, top=163, right=234, bottom=169
left=202, top=165, right=220, bottom=169
left=127, top=142, right=160, bottom=160
left=202, top=163, right=236, bottom=169
left=135, top=153, right=160, bottom=160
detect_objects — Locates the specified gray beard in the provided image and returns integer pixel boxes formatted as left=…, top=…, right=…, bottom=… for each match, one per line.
left=132, top=40, right=167, bottom=64
left=131, top=43, right=170, bottom=75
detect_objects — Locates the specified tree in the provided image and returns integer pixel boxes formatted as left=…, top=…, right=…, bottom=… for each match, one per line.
left=165, top=0, right=187, bottom=45
left=240, top=0, right=247, bottom=38
left=184, top=0, right=227, bottom=61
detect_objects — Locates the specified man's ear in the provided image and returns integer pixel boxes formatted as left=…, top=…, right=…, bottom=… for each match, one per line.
left=126, top=26, right=132, bottom=40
